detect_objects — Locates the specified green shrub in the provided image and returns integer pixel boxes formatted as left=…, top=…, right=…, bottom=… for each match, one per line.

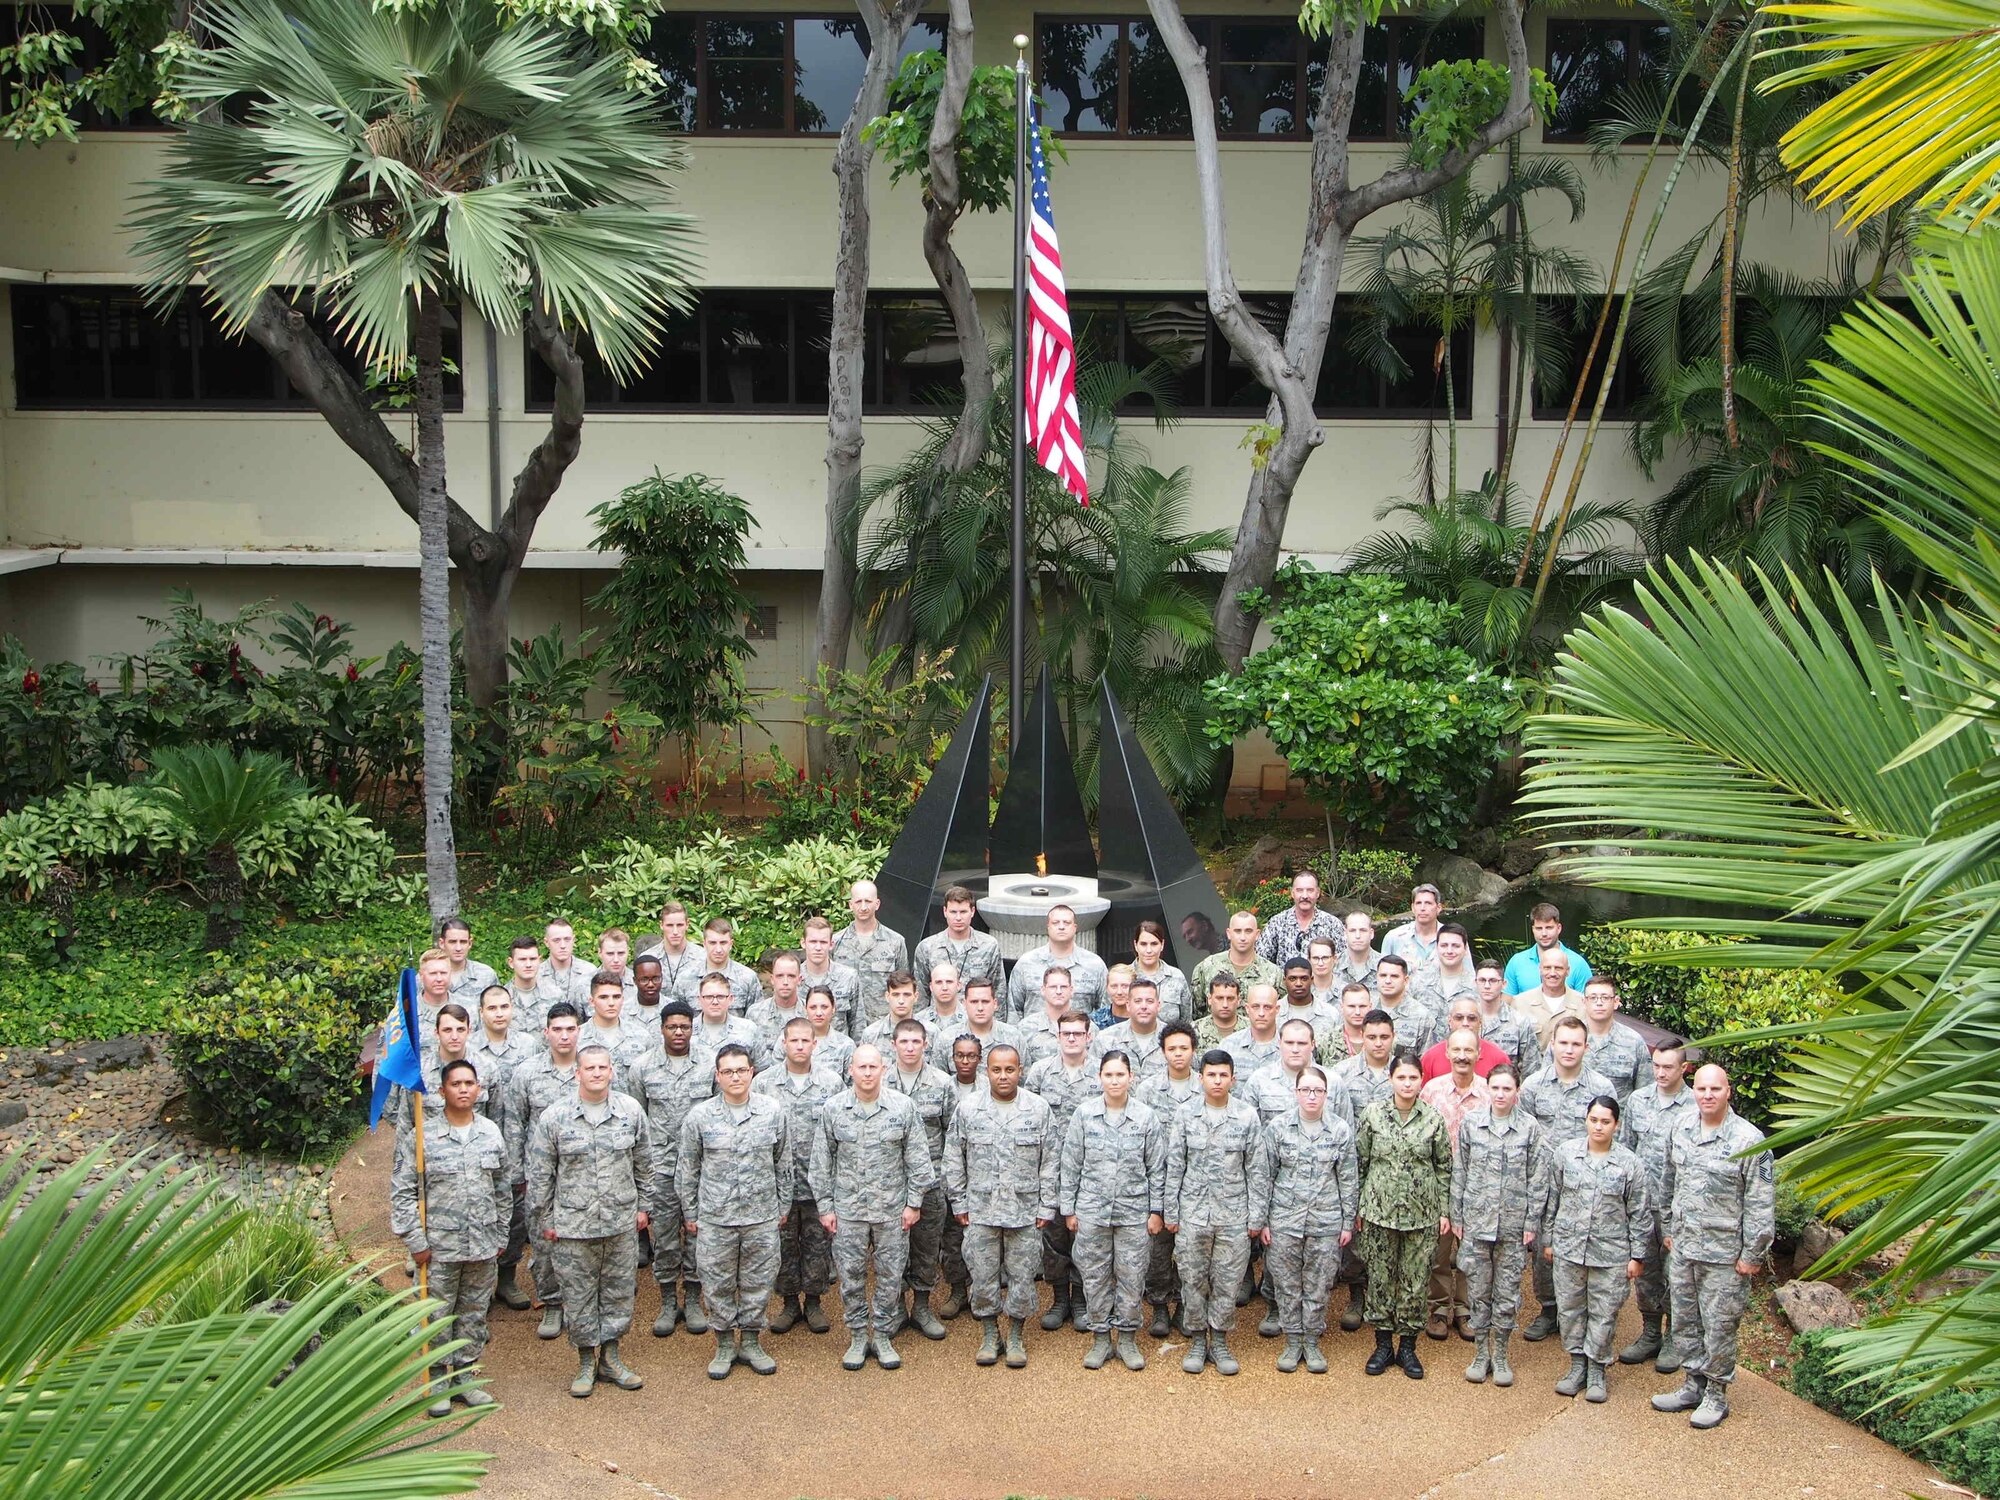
left=1240, top=847, right=1416, bottom=914
left=577, top=831, right=886, bottom=932
left=165, top=970, right=372, bottom=1156
left=1577, top=927, right=1840, bottom=1128
left=1790, top=1329, right=2000, bottom=1496
left=1772, top=1175, right=1816, bottom=1253
left=148, top=1193, right=380, bottom=1333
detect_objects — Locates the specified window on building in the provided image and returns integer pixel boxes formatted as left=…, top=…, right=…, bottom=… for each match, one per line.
left=1068, top=292, right=1470, bottom=416
left=1532, top=296, right=1650, bottom=419
left=526, top=290, right=962, bottom=412
left=10, top=285, right=462, bottom=409
left=639, top=13, right=944, bottom=134
left=1543, top=19, right=1673, bottom=142
left=1039, top=15, right=1482, bottom=141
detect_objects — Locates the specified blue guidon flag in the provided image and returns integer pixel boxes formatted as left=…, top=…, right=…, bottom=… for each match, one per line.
left=368, top=965, right=425, bottom=1129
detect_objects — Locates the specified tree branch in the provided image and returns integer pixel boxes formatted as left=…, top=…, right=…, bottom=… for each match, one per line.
left=926, top=0, right=992, bottom=473
left=499, top=300, right=588, bottom=570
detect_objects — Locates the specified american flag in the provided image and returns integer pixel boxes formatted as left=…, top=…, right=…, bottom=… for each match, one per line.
left=1024, top=100, right=1088, bottom=505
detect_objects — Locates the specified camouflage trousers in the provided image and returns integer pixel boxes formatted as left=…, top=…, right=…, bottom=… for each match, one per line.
left=1267, top=1231, right=1343, bottom=1337
left=499, top=1188, right=527, bottom=1270
left=420, top=1257, right=498, bottom=1369
left=774, top=1196, right=833, bottom=1297
left=1458, top=1232, right=1531, bottom=1333
left=1633, top=1220, right=1669, bottom=1317
left=649, top=1183, right=695, bottom=1294
left=964, top=1222, right=1041, bottom=1321
left=1532, top=1241, right=1556, bottom=1315
left=1357, top=1221, right=1437, bottom=1336
left=940, top=1209, right=968, bottom=1294
left=832, top=1218, right=910, bottom=1332
left=903, top=1184, right=947, bottom=1294
left=1040, top=1214, right=1077, bottom=1288
left=1074, top=1221, right=1149, bottom=1332
left=526, top=1207, right=561, bottom=1307
left=1427, top=1228, right=1470, bottom=1323
left=1553, top=1256, right=1631, bottom=1364
left=694, top=1219, right=780, bottom=1331
left=1174, top=1225, right=1253, bottom=1334
left=1145, top=1225, right=1179, bottom=1306
left=550, top=1231, right=638, bottom=1350
left=1667, top=1253, right=1749, bottom=1385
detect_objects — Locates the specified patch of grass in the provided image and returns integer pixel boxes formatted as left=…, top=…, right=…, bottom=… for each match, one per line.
left=147, top=1190, right=381, bottom=1335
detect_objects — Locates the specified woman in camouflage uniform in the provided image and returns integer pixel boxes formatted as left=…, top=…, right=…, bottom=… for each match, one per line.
left=1542, top=1094, right=1651, bottom=1403
left=1354, top=1051, right=1453, bottom=1380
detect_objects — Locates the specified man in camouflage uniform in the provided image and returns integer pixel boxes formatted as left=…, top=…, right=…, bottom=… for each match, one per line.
left=831, top=881, right=909, bottom=1034
left=1518, top=1014, right=1615, bottom=1342
left=525, top=1043, right=655, bottom=1399
left=912, top=885, right=1003, bottom=1006
left=627, top=954, right=670, bottom=1041
left=800, top=917, right=862, bottom=1034
left=1410, top=922, right=1479, bottom=1019
left=1261, top=1062, right=1359, bottom=1374
left=619, top=1001, right=714, bottom=1337
left=1278, top=959, right=1339, bottom=1052
left=1450, top=1061, right=1548, bottom=1386
left=1372, top=955, right=1436, bottom=1051
left=1219, top=983, right=1284, bottom=1075
left=1620, top=1034, right=1695, bottom=1371
left=1328, top=1009, right=1399, bottom=1331
left=503, top=936, right=547, bottom=1034
left=746, top=950, right=808, bottom=1040
left=677, top=1041, right=793, bottom=1379
left=413, top=949, right=454, bottom=1034
left=1025, top=1011, right=1102, bottom=1328
left=1137, top=1020, right=1200, bottom=1333
left=579, top=974, right=650, bottom=1075
left=1581, top=977, right=1649, bottom=1099
left=945, top=1042, right=1057, bottom=1367
left=534, top=919, right=598, bottom=1012
left=886, top=1017, right=956, bottom=1339
left=1164, top=1050, right=1271, bottom=1375
left=754, top=1016, right=840, bottom=1336
left=690, top=973, right=771, bottom=1073
left=1061, top=1050, right=1167, bottom=1371
left=636, top=900, right=704, bottom=998
left=440, top=917, right=497, bottom=1007
left=1472, top=960, right=1542, bottom=1075
left=1651, top=1063, right=1775, bottom=1430
left=392, top=1059, right=509, bottom=1414
left=860, top=971, right=933, bottom=1052
left=1190, top=911, right=1283, bottom=1016
left=470, top=985, right=536, bottom=1310
left=939, top=978, right=1021, bottom=1069
left=1193, top=975, right=1246, bottom=1050
left=810, top=1043, right=934, bottom=1370
left=1006, top=904, right=1110, bottom=1022
left=1335, top=912, right=1382, bottom=999
left=502, top=1000, right=583, bottom=1339
left=1093, top=978, right=1167, bottom=1080
left=1018, top=965, right=1082, bottom=1072
left=675, top=916, right=765, bottom=1016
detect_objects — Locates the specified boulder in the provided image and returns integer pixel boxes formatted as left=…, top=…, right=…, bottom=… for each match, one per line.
left=1230, top=836, right=1287, bottom=895
left=1458, top=827, right=1503, bottom=867
left=1417, top=852, right=1509, bottom=910
left=1773, top=1279, right=1861, bottom=1335
left=74, top=1036, right=151, bottom=1075
left=1793, top=1219, right=1847, bottom=1279
left=1499, top=836, right=1544, bottom=879
left=0, top=1100, right=27, bottom=1130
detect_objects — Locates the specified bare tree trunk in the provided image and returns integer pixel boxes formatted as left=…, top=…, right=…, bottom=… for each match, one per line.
left=925, top=0, right=991, bottom=474
left=414, top=292, right=460, bottom=922
left=1145, top=0, right=1537, bottom=671
left=810, top=0, right=928, bottom=774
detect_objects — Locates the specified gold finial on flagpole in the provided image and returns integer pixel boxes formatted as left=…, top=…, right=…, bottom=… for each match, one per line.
left=1014, top=32, right=1029, bottom=62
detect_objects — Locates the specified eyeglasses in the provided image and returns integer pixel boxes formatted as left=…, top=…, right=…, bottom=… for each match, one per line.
left=1295, top=1086, right=1328, bottom=1096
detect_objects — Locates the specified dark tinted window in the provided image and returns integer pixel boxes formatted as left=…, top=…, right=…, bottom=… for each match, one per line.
left=1040, top=21, right=1121, bottom=132
left=1215, top=22, right=1298, bottom=135
left=636, top=14, right=943, bottom=134
left=1532, top=296, right=1649, bottom=418
left=1544, top=19, right=1673, bottom=141
left=1321, top=17, right=1486, bottom=141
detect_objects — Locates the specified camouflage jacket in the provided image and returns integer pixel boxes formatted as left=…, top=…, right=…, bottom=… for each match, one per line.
left=1024, top=1056, right=1103, bottom=1142
left=1131, top=962, right=1193, bottom=1024
left=501, top=1052, right=577, bottom=1184
left=1660, top=1109, right=1775, bottom=1265
left=752, top=1065, right=842, bottom=1202
left=1450, top=1107, right=1549, bottom=1242
left=809, top=1088, right=935, bottom=1221
left=912, top=929, right=1004, bottom=1004
left=672, top=960, right=765, bottom=1017
left=1543, top=1138, right=1652, bottom=1266
left=1262, top=1108, right=1360, bottom=1235
left=1165, top=1097, right=1271, bottom=1230
left=525, top=1091, right=655, bottom=1240
left=886, top=1062, right=956, bottom=1170
left=677, top=1092, right=793, bottom=1226
left=1006, top=944, right=1109, bottom=1023
left=619, top=1049, right=714, bottom=1183
left=1520, top=1063, right=1617, bottom=1145
left=390, top=1113, right=510, bottom=1260
left=1060, top=1097, right=1167, bottom=1225
left=1620, top=1082, right=1696, bottom=1196
left=1355, top=1099, right=1452, bottom=1231
left=831, top=924, right=910, bottom=1031
left=1584, top=1022, right=1650, bottom=1100
left=1091, top=1021, right=1166, bottom=1080
left=943, top=1089, right=1058, bottom=1228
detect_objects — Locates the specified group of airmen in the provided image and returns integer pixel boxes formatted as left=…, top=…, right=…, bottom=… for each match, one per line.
left=389, top=875, right=1773, bottom=1433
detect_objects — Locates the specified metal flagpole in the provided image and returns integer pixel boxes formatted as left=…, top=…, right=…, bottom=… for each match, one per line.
left=1009, top=34, right=1029, bottom=753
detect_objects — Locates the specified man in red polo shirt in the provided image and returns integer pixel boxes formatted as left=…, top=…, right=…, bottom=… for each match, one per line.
left=1419, top=997, right=1508, bottom=1083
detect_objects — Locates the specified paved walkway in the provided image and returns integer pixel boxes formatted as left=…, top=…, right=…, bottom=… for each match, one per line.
left=332, top=1130, right=1944, bottom=1500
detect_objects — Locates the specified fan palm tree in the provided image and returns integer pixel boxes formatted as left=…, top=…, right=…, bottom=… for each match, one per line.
left=146, top=744, right=304, bottom=950
left=0, top=1146, right=488, bottom=1497
left=1521, top=225, right=2000, bottom=1422
left=129, top=0, right=699, bottom=922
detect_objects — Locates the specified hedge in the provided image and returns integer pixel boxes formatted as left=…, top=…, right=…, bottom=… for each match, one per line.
left=1790, top=1328, right=2000, bottom=1496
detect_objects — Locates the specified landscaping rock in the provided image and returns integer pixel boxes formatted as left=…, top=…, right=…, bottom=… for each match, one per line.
left=1458, top=827, right=1503, bottom=867
left=1793, top=1219, right=1847, bottom=1279
left=1230, top=836, right=1287, bottom=894
left=0, top=1101, right=26, bottom=1129
left=1774, top=1279, right=1861, bottom=1335
left=1417, top=852, right=1512, bottom=910
left=1499, top=836, right=1544, bottom=879
left=74, top=1037, right=153, bottom=1074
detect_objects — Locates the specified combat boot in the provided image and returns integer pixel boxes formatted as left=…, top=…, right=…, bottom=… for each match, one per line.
left=802, top=1294, right=830, bottom=1334
left=1116, top=1330, right=1145, bottom=1370
left=1464, top=1332, right=1490, bottom=1383
left=459, top=1380, right=495, bottom=1410
left=1302, top=1335, right=1328, bottom=1374
left=1619, top=1312, right=1664, bottom=1365
left=1365, top=1329, right=1394, bottom=1376
left=1490, top=1331, right=1515, bottom=1386
left=1148, top=1301, right=1170, bottom=1339
left=909, top=1294, right=948, bottom=1341
left=651, top=1294, right=678, bottom=1337
left=841, top=1328, right=870, bottom=1370
left=493, top=1263, right=531, bottom=1310
left=597, top=1339, right=644, bottom=1391
left=1690, top=1382, right=1730, bottom=1429
left=975, top=1316, right=1001, bottom=1366
left=871, top=1326, right=903, bottom=1370
left=1395, top=1334, right=1425, bottom=1380
left=1652, top=1372, right=1706, bottom=1413
left=1523, top=1304, right=1559, bottom=1341
left=1276, top=1334, right=1303, bottom=1373
left=1654, top=1323, right=1684, bottom=1374
left=681, top=1285, right=709, bottom=1335
left=1083, top=1332, right=1113, bottom=1369
left=769, top=1295, right=801, bottom=1334
left=1340, top=1286, right=1365, bottom=1332
left=1068, top=1281, right=1089, bottom=1329
left=569, top=1346, right=597, bottom=1399
left=1235, top=1271, right=1255, bottom=1306
left=1555, top=1353, right=1588, bottom=1396
left=536, top=1305, right=564, bottom=1340
left=1182, top=1332, right=1208, bottom=1374
left=736, top=1331, right=777, bottom=1376
left=1040, top=1284, right=1071, bottom=1331
left=939, top=1284, right=968, bottom=1319
left=1004, top=1317, right=1029, bottom=1368
left=1258, top=1303, right=1282, bottom=1338
left=706, top=1331, right=737, bottom=1380
left=1585, top=1359, right=1609, bottom=1403
left=426, top=1365, right=455, bottom=1418
left=1210, top=1330, right=1240, bottom=1376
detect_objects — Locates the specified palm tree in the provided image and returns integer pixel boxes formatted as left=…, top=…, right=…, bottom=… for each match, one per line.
left=1521, top=226, right=2000, bottom=1421
left=129, top=0, right=699, bottom=921
left=146, top=744, right=304, bottom=950
left=0, top=1146, right=488, bottom=1496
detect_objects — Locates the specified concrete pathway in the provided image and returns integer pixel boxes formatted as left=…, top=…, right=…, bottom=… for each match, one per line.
left=332, top=1130, right=1946, bottom=1500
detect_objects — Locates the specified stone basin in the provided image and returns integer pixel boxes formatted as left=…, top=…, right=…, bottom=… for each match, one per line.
left=977, top=873, right=1111, bottom=959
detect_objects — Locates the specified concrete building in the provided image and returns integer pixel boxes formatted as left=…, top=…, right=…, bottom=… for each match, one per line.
left=0, top=2, right=1849, bottom=785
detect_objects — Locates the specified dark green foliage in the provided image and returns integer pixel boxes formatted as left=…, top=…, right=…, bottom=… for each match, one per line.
left=866, top=50, right=1042, bottom=217
left=1790, top=1329, right=2000, bottom=1496
left=1205, top=567, right=1514, bottom=846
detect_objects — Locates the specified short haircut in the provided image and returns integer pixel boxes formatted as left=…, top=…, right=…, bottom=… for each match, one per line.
left=1307, top=938, right=1337, bottom=958
left=1207, top=974, right=1241, bottom=995
left=633, top=954, right=663, bottom=973
left=418, top=946, right=449, bottom=968
left=1529, top=902, right=1562, bottom=924
left=1042, top=965, right=1072, bottom=986
left=545, top=917, right=574, bottom=933
left=1475, top=959, right=1503, bottom=977
left=713, top=1042, right=752, bottom=1069
left=600, top=926, right=630, bottom=947
left=986, top=1044, right=1021, bottom=1066
left=1438, top=922, right=1470, bottom=944
left=1160, top=1020, right=1198, bottom=1046
left=1230, top=909, right=1258, bottom=925
left=1047, top=903, right=1075, bottom=920
left=1128, top=978, right=1158, bottom=999
left=803, top=915, right=833, bottom=935
left=964, top=978, right=997, bottom=1000
left=769, top=949, right=802, bottom=971
left=942, top=885, right=976, bottom=906
left=437, top=1002, right=471, bottom=1026
left=704, top=916, right=734, bottom=936
left=1199, top=1049, right=1236, bottom=1073
left=544, top=1001, right=581, bottom=1025
left=699, top=974, right=732, bottom=994
left=658, top=899, right=687, bottom=920
left=661, top=1001, right=696, bottom=1021
left=951, top=1034, right=982, bottom=1054
left=1279, top=1018, right=1316, bottom=1041
left=509, top=935, right=539, bottom=956
left=782, top=1016, right=814, bottom=1036
left=1057, top=1012, right=1091, bottom=1034
left=885, top=970, right=917, bottom=991
left=1410, top=883, right=1441, bottom=901
left=591, top=973, right=624, bottom=993
left=479, top=984, right=509, bottom=1006
left=1552, top=1014, right=1588, bottom=1040
left=893, top=1018, right=927, bottom=1041
left=1097, top=1049, right=1132, bottom=1074
left=1342, top=982, right=1373, bottom=1002
left=1584, top=975, right=1618, bottom=994
left=438, top=916, right=471, bottom=939
left=1107, top=963, right=1135, bottom=983
left=439, top=1058, right=479, bottom=1085
left=1283, top=957, right=1312, bottom=974
left=1362, top=1008, right=1394, bottom=1030
left=1650, top=1033, right=1687, bottom=1057
left=1376, top=954, right=1409, bottom=975
left=1587, top=1093, right=1622, bottom=1122
left=575, top=1042, right=612, bottom=1063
